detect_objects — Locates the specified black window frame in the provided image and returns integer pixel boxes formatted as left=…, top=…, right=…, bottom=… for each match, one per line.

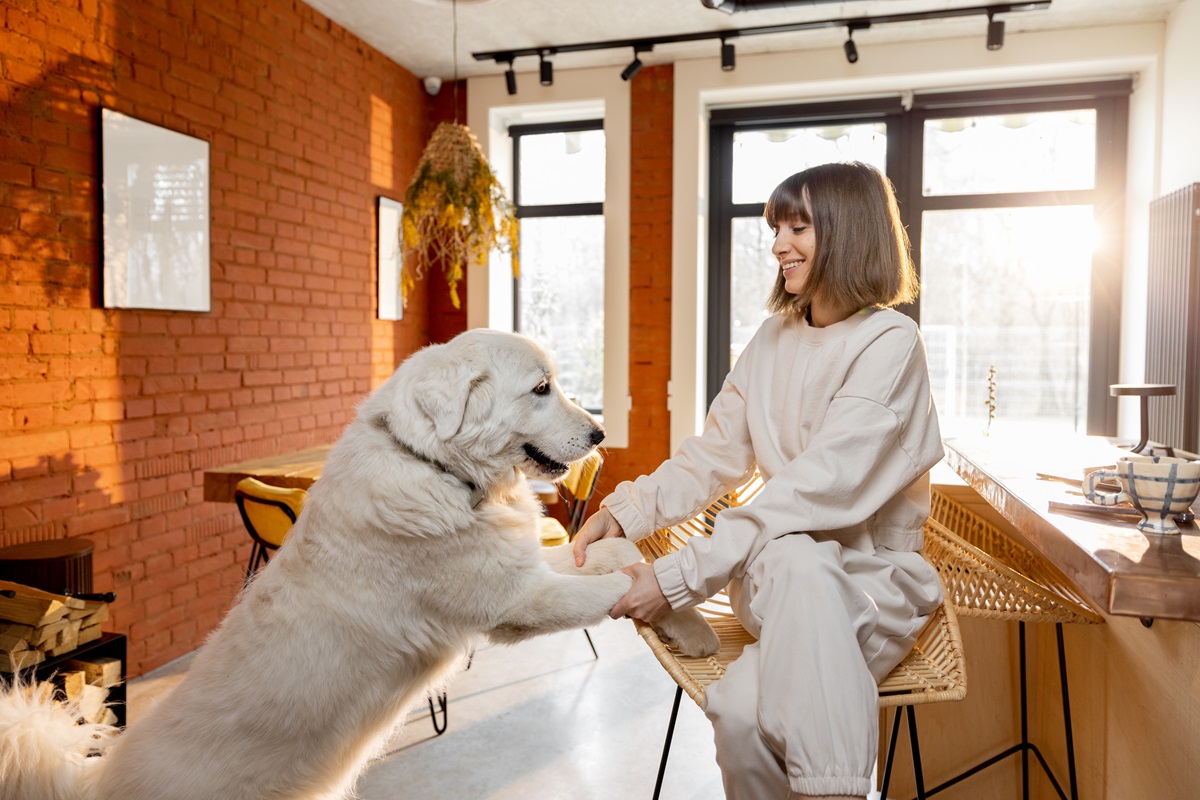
left=509, top=117, right=606, bottom=412
left=706, top=80, right=1130, bottom=434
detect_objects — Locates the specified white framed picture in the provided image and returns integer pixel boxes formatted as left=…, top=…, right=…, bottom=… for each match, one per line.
left=377, top=196, right=404, bottom=320
left=101, top=108, right=211, bottom=312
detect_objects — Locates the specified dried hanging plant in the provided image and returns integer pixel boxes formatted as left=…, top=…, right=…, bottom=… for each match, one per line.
left=400, top=121, right=519, bottom=309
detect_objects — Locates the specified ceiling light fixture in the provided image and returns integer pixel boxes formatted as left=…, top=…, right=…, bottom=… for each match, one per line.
left=503, top=58, right=517, bottom=95
left=843, top=29, right=858, bottom=64
left=720, top=37, right=736, bottom=72
left=539, top=49, right=554, bottom=86
left=474, top=2, right=1050, bottom=75
left=987, top=12, right=1006, bottom=50
left=620, top=45, right=652, bottom=81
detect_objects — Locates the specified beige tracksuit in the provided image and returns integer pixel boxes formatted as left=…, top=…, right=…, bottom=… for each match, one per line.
left=603, top=308, right=945, bottom=798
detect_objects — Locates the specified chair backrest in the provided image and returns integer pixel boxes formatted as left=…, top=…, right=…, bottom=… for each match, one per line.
left=234, top=477, right=306, bottom=550
left=562, top=450, right=604, bottom=535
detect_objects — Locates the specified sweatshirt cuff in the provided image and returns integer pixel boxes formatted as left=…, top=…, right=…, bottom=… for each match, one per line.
left=653, top=552, right=703, bottom=611
left=601, top=487, right=654, bottom=542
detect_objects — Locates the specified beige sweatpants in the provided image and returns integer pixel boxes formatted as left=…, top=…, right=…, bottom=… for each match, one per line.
left=703, top=533, right=942, bottom=799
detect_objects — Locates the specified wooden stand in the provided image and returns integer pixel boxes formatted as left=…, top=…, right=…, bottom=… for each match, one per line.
left=4, top=633, right=128, bottom=727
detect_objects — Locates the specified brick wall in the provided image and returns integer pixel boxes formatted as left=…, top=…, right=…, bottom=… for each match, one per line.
left=595, top=64, right=675, bottom=500
left=0, top=0, right=461, bottom=675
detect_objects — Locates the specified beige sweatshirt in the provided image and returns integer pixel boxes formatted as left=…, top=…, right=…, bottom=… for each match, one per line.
left=603, top=307, right=945, bottom=611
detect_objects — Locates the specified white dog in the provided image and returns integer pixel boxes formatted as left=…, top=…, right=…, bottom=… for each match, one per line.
left=0, top=329, right=717, bottom=800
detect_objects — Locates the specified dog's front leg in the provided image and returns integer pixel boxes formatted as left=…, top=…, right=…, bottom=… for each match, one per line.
left=487, top=571, right=632, bottom=645
left=539, top=538, right=720, bottom=658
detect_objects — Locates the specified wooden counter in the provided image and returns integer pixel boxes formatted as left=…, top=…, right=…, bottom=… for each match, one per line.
left=202, top=445, right=330, bottom=503
left=943, top=435, right=1200, bottom=622
left=203, top=444, right=560, bottom=506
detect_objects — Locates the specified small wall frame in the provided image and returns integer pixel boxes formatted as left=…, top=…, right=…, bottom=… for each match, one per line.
left=377, top=196, right=404, bottom=320
left=101, top=108, right=211, bottom=312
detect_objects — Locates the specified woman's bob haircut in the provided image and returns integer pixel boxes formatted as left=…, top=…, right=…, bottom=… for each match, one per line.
left=763, top=161, right=918, bottom=316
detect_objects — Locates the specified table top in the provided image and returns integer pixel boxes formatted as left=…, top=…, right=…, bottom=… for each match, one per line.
left=202, top=445, right=331, bottom=503
left=203, top=444, right=561, bottom=505
left=943, top=435, right=1200, bottom=622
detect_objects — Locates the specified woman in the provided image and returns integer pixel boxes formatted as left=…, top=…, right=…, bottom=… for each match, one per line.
left=574, top=161, right=944, bottom=800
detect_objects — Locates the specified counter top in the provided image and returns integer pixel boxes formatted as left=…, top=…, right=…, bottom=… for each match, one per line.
left=943, top=435, right=1200, bottom=622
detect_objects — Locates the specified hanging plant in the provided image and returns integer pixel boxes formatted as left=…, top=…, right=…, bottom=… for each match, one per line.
left=400, top=121, right=519, bottom=309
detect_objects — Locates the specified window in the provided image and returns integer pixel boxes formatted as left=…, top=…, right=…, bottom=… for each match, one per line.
left=707, top=81, right=1129, bottom=437
left=511, top=120, right=606, bottom=413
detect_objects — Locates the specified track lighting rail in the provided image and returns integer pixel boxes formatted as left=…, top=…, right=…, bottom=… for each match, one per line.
left=473, top=2, right=1049, bottom=74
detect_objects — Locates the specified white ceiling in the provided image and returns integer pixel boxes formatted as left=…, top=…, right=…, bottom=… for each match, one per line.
left=301, top=0, right=1182, bottom=82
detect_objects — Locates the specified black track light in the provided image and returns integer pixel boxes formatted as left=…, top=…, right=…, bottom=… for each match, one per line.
left=539, top=52, right=553, bottom=86
left=843, top=34, right=858, bottom=64
left=620, top=53, right=644, bottom=81
left=987, top=14, right=1005, bottom=50
left=504, top=61, right=517, bottom=95
left=720, top=39, right=736, bottom=72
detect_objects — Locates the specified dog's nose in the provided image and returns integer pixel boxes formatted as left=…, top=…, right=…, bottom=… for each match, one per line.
left=589, top=427, right=605, bottom=447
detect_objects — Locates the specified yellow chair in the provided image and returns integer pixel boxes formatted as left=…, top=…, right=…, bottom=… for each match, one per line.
left=233, top=477, right=307, bottom=583
left=538, top=450, right=604, bottom=547
left=633, top=477, right=968, bottom=800
left=536, top=450, right=605, bottom=657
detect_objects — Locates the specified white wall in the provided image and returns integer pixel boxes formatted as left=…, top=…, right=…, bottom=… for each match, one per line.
left=670, top=24, right=1167, bottom=449
left=1161, top=0, right=1200, bottom=191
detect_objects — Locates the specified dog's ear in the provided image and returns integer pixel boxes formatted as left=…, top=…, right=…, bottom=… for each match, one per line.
left=414, top=360, right=478, bottom=440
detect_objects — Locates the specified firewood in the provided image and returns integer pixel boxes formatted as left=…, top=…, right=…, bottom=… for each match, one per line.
left=77, top=624, right=103, bottom=646
left=46, top=619, right=82, bottom=657
left=0, top=632, right=27, bottom=653
left=63, top=655, right=122, bottom=688
left=0, top=649, right=43, bottom=673
left=60, top=670, right=87, bottom=703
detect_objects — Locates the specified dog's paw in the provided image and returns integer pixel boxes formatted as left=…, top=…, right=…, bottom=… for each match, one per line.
left=652, top=608, right=720, bottom=658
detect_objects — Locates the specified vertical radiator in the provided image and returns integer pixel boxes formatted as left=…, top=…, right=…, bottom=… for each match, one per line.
left=1145, top=183, right=1200, bottom=454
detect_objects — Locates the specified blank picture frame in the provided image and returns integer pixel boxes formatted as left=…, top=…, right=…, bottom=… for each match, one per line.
left=101, top=108, right=211, bottom=312
left=377, top=196, right=404, bottom=320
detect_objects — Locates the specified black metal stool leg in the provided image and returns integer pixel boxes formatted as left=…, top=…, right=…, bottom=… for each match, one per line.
left=1019, top=622, right=1030, bottom=800
left=1056, top=623, right=1079, bottom=800
left=907, top=706, right=927, bottom=800
left=652, top=686, right=683, bottom=800
left=880, top=706, right=904, bottom=800
left=428, top=691, right=448, bottom=736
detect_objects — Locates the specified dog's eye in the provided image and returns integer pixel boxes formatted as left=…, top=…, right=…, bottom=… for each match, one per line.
left=533, top=380, right=550, bottom=396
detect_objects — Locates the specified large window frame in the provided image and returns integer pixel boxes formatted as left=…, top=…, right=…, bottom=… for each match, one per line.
left=706, top=80, right=1130, bottom=434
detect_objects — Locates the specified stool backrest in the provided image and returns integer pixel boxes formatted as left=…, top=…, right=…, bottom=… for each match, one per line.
left=234, top=478, right=306, bottom=550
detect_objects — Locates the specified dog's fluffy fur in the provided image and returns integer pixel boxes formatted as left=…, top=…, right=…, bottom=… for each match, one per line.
left=0, top=329, right=718, bottom=800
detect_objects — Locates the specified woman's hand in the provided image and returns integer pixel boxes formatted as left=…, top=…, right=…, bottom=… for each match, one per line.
left=609, top=562, right=670, bottom=622
left=573, top=507, right=625, bottom=567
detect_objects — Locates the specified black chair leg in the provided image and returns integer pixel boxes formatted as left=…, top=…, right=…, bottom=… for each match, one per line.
left=428, top=691, right=448, bottom=736
left=1056, top=623, right=1079, bottom=800
left=879, top=706, right=904, bottom=800
left=907, top=706, right=928, bottom=800
left=583, top=628, right=598, bottom=659
left=651, top=686, right=683, bottom=800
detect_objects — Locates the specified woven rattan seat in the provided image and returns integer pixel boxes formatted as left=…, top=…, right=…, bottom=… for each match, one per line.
left=926, top=490, right=1102, bottom=625
left=633, top=477, right=967, bottom=799
left=920, top=487, right=1105, bottom=800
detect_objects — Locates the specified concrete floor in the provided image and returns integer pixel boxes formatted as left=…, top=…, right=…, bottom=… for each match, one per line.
left=127, top=618, right=726, bottom=799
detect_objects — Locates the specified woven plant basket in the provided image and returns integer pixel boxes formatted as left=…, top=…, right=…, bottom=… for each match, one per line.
left=401, top=122, right=518, bottom=309
left=924, top=489, right=1103, bottom=625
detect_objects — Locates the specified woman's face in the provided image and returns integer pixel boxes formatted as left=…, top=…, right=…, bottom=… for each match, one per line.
left=771, top=213, right=816, bottom=297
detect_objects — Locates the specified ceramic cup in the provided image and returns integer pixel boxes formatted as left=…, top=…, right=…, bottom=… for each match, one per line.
left=1083, top=455, right=1200, bottom=535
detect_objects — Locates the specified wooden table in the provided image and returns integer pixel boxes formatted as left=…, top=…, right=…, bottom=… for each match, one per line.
left=943, top=435, right=1200, bottom=622
left=202, top=445, right=331, bottom=503
left=203, top=445, right=561, bottom=506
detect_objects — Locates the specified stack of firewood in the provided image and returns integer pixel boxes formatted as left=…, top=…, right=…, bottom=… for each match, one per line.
left=0, top=580, right=119, bottom=724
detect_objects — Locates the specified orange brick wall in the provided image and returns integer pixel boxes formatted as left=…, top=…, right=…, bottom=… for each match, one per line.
left=594, top=64, right=675, bottom=501
left=0, top=0, right=461, bottom=675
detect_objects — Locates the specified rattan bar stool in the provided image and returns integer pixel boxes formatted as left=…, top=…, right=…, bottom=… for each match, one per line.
left=921, top=488, right=1104, bottom=800
left=633, top=479, right=968, bottom=800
